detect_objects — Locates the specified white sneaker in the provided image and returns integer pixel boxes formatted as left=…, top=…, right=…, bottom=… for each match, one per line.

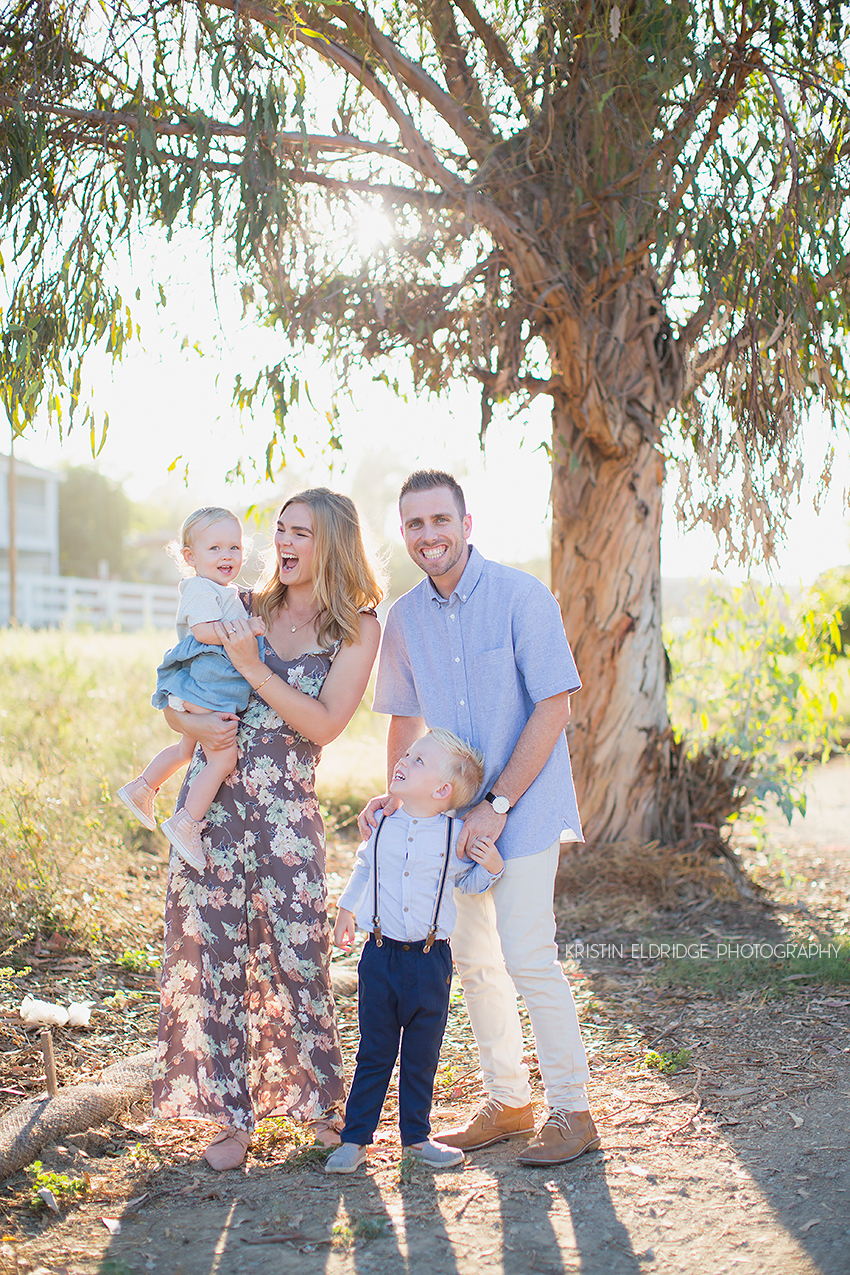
left=325, top=1143, right=368, bottom=1174
left=407, top=1139, right=464, bottom=1168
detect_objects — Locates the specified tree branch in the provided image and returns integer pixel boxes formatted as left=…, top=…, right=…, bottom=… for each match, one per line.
left=304, top=0, right=493, bottom=159
left=1, top=92, right=426, bottom=170
left=422, top=0, right=493, bottom=137
left=590, top=62, right=732, bottom=209
left=451, top=0, right=533, bottom=119
left=590, top=54, right=751, bottom=301
left=203, top=0, right=469, bottom=192
left=691, top=252, right=850, bottom=387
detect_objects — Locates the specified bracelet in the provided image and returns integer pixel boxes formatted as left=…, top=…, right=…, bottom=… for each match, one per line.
left=253, top=672, right=274, bottom=693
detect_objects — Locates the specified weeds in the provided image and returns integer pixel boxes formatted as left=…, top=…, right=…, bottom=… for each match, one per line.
left=665, top=581, right=848, bottom=854
left=397, top=1148, right=416, bottom=1185
left=117, top=947, right=161, bottom=974
left=279, top=1144, right=333, bottom=1171
left=333, top=1216, right=388, bottom=1244
left=643, top=1048, right=692, bottom=1075
left=0, top=630, right=384, bottom=948
left=25, top=1163, right=88, bottom=1211
left=252, top=1115, right=315, bottom=1153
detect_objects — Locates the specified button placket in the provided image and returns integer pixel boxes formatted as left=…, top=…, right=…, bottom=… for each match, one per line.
left=446, top=601, right=472, bottom=738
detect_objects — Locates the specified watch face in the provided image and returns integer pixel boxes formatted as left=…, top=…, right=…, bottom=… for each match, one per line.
left=491, top=795, right=510, bottom=814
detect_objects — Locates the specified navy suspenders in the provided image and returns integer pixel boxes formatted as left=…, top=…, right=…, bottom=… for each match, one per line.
left=371, top=816, right=454, bottom=953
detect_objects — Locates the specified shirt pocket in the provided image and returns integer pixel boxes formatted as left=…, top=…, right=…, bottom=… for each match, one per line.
left=474, top=648, right=523, bottom=718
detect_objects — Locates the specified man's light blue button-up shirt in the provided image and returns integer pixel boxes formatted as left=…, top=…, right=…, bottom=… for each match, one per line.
left=373, top=547, right=583, bottom=859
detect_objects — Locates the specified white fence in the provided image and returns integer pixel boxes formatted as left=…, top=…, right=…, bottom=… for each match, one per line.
left=0, top=572, right=177, bottom=630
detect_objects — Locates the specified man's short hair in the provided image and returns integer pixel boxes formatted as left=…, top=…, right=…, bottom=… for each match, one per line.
left=427, top=727, right=485, bottom=810
left=399, top=470, right=466, bottom=521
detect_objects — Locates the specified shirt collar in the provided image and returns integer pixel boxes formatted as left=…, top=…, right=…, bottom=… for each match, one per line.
left=428, top=544, right=484, bottom=607
left=389, top=807, right=446, bottom=829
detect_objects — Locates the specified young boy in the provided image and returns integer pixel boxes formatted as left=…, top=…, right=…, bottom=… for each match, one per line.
left=326, top=728, right=504, bottom=1173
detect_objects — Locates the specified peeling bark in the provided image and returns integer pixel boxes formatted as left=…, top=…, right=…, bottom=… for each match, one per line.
left=552, top=411, right=668, bottom=843
left=547, top=280, right=675, bottom=844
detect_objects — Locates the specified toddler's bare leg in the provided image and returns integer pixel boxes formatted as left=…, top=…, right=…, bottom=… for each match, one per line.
left=143, top=732, right=196, bottom=790
left=183, top=742, right=238, bottom=821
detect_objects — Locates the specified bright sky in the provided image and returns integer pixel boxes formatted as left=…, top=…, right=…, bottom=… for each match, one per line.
left=9, top=230, right=850, bottom=585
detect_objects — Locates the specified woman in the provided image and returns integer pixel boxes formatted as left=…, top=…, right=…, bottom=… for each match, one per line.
left=151, top=488, right=382, bottom=1170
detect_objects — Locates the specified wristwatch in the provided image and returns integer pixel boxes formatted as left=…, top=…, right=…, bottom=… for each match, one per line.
left=485, top=791, right=511, bottom=815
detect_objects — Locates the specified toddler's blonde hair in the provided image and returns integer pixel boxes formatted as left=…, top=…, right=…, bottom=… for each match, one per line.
left=427, top=728, right=485, bottom=810
left=167, top=507, right=242, bottom=577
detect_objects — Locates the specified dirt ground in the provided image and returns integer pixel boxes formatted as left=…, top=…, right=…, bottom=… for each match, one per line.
left=1, top=757, right=848, bottom=1275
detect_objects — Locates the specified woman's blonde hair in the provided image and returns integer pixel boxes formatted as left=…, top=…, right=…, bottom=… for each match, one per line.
left=253, top=488, right=383, bottom=647
left=167, top=507, right=241, bottom=577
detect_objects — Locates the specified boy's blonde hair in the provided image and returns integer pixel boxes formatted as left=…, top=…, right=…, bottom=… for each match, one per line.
left=427, top=728, right=485, bottom=810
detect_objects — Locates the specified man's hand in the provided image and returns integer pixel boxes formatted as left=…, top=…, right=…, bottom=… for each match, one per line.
left=334, top=908, right=357, bottom=950
left=466, top=835, right=504, bottom=876
left=356, top=793, right=402, bottom=840
left=457, top=801, right=507, bottom=857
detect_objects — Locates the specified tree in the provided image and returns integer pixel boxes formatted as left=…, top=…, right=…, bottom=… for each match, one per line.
left=2, top=0, right=848, bottom=841
left=58, top=465, right=129, bottom=578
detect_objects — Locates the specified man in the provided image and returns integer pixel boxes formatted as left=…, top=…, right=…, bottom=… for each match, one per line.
left=360, top=469, right=598, bottom=1166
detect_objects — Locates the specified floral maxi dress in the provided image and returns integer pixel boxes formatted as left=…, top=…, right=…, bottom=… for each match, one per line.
left=151, top=643, right=344, bottom=1133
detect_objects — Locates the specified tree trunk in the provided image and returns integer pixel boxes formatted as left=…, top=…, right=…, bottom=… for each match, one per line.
left=550, top=401, right=669, bottom=844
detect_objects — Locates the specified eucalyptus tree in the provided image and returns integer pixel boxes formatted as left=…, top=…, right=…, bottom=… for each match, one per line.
left=2, top=0, right=848, bottom=840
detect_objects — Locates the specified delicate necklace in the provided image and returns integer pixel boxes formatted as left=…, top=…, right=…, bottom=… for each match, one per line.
left=283, top=605, right=321, bottom=634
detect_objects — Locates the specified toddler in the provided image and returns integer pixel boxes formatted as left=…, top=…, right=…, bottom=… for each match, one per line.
left=326, top=728, right=503, bottom=1174
left=117, top=507, right=265, bottom=870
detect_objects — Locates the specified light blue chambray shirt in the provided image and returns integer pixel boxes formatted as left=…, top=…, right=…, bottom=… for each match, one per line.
left=373, top=546, right=583, bottom=859
left=338, top=808, right=501, bottom=943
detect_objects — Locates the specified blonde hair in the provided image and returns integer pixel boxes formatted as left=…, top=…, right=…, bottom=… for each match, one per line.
left=253, top=488, right=383, bottom=647
left=167, top=507, right=242, bottom=577
left=427, top=728, right=485, bottom=810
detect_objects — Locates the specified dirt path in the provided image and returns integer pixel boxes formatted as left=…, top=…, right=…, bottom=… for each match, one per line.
left=1, top=759, right=849, bottom=1275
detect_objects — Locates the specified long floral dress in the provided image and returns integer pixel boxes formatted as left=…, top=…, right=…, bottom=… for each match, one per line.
left=151, top=641, right=344, bottom=1133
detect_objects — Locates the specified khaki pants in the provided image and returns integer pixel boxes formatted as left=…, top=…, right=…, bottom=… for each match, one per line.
left=451, top=840, right=590, bottom=1111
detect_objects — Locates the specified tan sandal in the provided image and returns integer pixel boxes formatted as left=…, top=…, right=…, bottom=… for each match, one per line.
left=308, top=1117, right=342, bottom=1147
left=204, top=1126, right=250, bottom=1171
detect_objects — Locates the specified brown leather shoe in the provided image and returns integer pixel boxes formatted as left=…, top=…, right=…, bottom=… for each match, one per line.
left=517, top=1109, right=600, bottom=1165
left=436, top=1099, right=534, bottom=1150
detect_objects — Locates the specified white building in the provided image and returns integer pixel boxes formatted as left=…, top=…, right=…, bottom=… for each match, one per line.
left=1, top=454, right=175, bottom=628
left=0, top=452, right=63, bottom=576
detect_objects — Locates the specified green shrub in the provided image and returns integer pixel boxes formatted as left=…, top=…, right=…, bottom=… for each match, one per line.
left=804, top=566, right=850, bottom=658
left=642, top=1048, right=691, bottom=1075
left=26, top=1162, right=88, bottom=1210
left=666, top=581, right=847, bottom=831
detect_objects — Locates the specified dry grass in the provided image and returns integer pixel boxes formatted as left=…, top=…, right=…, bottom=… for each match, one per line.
left=554, top=839, right=747, bottom=933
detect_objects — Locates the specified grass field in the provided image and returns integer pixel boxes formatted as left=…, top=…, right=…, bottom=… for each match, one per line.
left=1, top=619, right=846, bottom=948
left=0, top=629, right=385, bottom=945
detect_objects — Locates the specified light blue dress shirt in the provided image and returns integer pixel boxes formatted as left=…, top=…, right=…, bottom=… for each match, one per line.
left=373, top=546, right=583, bottom=858
left=338, top=808, right=501, bottom=943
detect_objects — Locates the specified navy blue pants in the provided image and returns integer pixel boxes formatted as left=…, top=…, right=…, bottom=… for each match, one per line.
left=341, top=935, right=452, bottom=1147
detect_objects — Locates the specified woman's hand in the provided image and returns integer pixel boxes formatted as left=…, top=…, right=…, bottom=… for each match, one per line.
left=163, top=706, right=239, bottom=751
left=238, top=610, right=381, bottom=747
left=216, top=617, right=266, bottom=681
